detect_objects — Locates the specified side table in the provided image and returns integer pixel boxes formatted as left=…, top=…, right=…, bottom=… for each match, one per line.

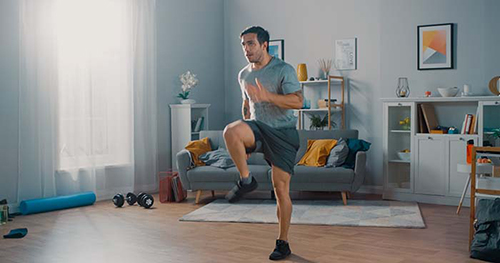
left=456, top=163, right=493, bottom=214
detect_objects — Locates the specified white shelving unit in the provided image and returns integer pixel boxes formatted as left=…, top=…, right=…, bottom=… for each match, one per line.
left=382, top=96, right=500, bottom=206
left=294, top=77, right=345, bottom=130
left=170, top=103, right=210, bottom=170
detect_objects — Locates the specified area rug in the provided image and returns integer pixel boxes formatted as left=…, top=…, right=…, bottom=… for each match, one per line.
left=180, top=199, right=426, bottom=228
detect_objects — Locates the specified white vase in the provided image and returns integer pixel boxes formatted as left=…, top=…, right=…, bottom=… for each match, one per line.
left=180, top=99, right=196, bottom=104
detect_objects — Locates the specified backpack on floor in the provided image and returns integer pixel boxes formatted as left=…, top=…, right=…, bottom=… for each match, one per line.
left=470, top=198, right=500, bottom=262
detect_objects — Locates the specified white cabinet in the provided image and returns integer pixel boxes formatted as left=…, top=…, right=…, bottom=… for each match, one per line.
left=448, top=136, right=478, bottom=197
left=383, top=102, right=414, bottom=193
left=415, top=135, right=446, bottom=195
left=382, top=97, right=500, bottom=206
left=170, top=104, right=210, bottom=170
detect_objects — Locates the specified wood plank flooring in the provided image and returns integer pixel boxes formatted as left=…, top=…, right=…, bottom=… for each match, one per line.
left=0, top=191, right=481, bottom=263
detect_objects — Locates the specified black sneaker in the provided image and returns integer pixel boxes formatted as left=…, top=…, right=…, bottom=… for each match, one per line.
left=269, top=240, right=291, bottom=260
left=225, top=176, right=258, bottom=203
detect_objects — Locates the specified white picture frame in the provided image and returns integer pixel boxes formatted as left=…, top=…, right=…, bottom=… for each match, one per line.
left=335, top=38, right=357, bottom=70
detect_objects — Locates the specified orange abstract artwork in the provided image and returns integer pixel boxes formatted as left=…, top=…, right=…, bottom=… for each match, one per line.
left=422, top=30, right=447, bottom=64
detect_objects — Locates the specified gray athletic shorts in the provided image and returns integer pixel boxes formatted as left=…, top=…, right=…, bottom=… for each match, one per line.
left=243, top=120, right=300, bottom=175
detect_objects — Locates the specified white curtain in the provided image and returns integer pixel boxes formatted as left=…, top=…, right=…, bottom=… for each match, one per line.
left=18, top=0, right=157, bottom=202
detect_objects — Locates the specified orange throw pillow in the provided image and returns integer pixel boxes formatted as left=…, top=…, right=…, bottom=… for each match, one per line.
left=297, top=139, right=338, bottom=167
left=185, top=137, right=212, bottom=166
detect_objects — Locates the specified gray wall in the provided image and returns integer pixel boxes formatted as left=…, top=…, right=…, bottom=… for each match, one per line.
left=224, top=0, right=500, bottom=186
left=157, top=0, right=226, bottom=172
left=0, top=0, right=19, bottom=204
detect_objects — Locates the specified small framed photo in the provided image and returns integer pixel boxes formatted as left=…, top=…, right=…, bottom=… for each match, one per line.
left=269, top=39, right=284, bottom=61
left=418, top=23, right=453, bottom=70
left=335, top=38, right=357, bottom=70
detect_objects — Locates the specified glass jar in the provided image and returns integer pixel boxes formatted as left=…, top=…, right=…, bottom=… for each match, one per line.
left=396, top=77, right=410, bottom=98
left=0, top=205, right=8, bottom=225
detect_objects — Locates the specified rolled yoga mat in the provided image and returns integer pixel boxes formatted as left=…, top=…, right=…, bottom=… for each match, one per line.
left=19, top=192, right=96, bottom=215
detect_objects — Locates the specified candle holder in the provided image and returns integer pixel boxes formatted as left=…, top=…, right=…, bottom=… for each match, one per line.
left=396, top=77, right=410, bottom=98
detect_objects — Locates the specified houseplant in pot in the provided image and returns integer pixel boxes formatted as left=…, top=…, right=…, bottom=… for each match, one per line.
left=177, top=71, right=199, bottom=104
left=309, top=114, right=336, bottom=130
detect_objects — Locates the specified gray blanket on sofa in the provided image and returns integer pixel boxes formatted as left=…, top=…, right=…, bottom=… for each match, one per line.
left=199, top=148, right=235, bottom=169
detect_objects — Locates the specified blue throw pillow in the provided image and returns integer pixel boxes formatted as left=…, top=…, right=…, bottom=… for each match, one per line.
left=342, top=139, right=371, bottom=169
left=199, top=148, right=235, bottom=169
left=325, top=138, right=349, bottom=168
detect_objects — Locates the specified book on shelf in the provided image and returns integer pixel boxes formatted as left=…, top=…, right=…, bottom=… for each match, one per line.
left=420, top=104, right=438, bottom=131
left=194, top=117, right=204, bottom=132
left=417, top=105, right=428, bottom=133
left=470, top=107, right=480, bottom=134
left=461, top=114, right=473, bottom=134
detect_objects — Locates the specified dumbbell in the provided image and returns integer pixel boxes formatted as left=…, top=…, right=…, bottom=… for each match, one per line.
left=112, top=192, right=138, bottom=207
left=137, top=193, right=154, bottom=209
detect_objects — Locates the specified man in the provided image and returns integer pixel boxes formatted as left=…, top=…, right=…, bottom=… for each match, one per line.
left=223, top=26, right=302, bottom=261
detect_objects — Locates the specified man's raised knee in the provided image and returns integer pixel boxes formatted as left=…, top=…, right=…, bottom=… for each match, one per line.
left=224, top=123, right=240, bottom=142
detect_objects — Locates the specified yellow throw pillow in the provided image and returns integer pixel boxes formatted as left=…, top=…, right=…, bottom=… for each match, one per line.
left=298, top=139, right=338, bottom=167
left=185, top=137, right=212, bottom=166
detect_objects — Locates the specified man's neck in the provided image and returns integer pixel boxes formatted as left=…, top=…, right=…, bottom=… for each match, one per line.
left=251, top=53, right=272, bottom=70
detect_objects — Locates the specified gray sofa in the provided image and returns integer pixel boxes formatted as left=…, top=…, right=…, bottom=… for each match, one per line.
left=176, top=129, right=367, bottom=204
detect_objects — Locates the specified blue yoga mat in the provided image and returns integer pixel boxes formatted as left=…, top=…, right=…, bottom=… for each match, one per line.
left=19, top=192, right=96, bottom=215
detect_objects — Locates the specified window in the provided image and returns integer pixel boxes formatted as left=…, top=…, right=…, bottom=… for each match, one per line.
left=55, top=0, right=133, bottom=169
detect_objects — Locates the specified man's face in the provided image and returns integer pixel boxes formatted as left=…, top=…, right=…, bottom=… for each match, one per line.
left=241, top=33, right=267, bottom=63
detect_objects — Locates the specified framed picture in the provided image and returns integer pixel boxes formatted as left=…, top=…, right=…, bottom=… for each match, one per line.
left=418, top=23, right=453, bottom=70
left=269, top=39, right=284, bottom=61
left=335, top=38, right=357, bottom=70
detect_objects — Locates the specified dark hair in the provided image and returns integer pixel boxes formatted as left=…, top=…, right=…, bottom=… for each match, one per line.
left=240, top=26, right=270, bottom=52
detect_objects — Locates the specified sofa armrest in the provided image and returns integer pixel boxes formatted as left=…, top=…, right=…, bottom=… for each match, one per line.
left=176, top=149, right=192, bottom=190
left=351, top=151, right=367, bottom=192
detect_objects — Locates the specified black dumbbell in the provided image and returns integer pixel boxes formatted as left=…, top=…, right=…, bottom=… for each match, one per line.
left=126, top=193, right=137, bottom=205
left=138, top=193, right=154, bottom=209
left=137, top=192, right=146, bottom=204
left=113, top=193, right=125, bottom=207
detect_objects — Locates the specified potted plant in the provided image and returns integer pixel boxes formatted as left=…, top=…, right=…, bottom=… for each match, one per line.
left=309, top=114, right=336, bottom=130
left=177, top=71, right=199, bottom=104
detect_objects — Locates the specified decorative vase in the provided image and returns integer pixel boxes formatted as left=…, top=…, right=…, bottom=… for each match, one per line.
left=396, top=77, right=410, bottom=98
left=181, top=99, right=196, bottom=104
left=297, top=63, right=308, bottom=81
left=322, top=71, right=330, bottom=80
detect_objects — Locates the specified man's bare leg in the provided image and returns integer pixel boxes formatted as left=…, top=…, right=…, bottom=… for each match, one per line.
left=223, top=120, right=256, bottom=178
left=269, top=165, right=292, bottom=260
left=271, top=165, right=292, bottom=241
left=223, top=120, right=259, bottom=202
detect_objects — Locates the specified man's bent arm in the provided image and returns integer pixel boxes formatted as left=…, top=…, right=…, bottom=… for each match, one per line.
left=268, top=91, right=303, bottom=110
left=242, top=99, right=251, bottom=119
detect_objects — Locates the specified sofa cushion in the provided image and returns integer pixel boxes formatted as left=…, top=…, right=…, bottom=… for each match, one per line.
left=187, top=166, right=239, bottom=182
left=225, top=165, right=271, bottom=184
left=291, top=166, right=354, bottom=184
left=185, top=137, right=212, bottom=166
left=343, top=139, right=371, bottom=169
left=297, top=139, right=337, bottom=167
left=325, top=138, right=349, bottom=168
left=295, top=130, right=359, bottom=163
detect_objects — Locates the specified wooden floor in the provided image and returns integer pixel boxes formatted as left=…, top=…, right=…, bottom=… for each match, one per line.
left=0, top=191, right=481, bottom=263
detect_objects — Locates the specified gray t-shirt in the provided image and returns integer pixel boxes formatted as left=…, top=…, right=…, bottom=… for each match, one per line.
left=239, top=57, right=301, bottom=129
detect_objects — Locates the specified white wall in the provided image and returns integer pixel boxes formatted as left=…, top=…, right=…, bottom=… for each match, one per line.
left=224, top=0, right=500, bottom=186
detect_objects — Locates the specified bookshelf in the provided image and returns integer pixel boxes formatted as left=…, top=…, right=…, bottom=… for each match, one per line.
left=382, top=96, right=500, bottom=206
left=170, top=104, right=210, bottom=170
left=294, top=76, right=345, bottom=130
